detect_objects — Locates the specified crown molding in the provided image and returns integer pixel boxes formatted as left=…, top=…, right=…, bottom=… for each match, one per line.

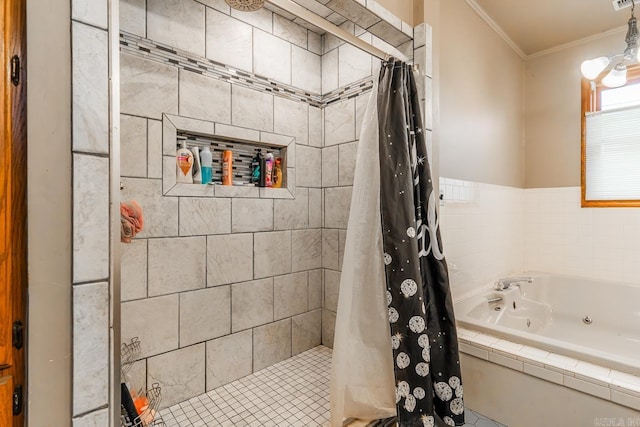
left=464, top=0, right=527, bottom=60
left=526, top=25, right=628, bottom=60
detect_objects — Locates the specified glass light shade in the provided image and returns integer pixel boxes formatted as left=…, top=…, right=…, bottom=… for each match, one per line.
left=580, top=57, right=610, bottom=80
left=602, top=64, right=628, bottom=88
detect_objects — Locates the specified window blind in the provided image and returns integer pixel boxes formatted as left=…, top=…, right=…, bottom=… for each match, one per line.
left=585, top=105, right=640, bottom=200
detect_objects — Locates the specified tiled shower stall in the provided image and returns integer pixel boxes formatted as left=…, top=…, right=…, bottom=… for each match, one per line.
left=113, top=0, right=431, bottom=414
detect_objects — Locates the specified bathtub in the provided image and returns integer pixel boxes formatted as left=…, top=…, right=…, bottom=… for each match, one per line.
left=454, top=272, right=640, bottom=377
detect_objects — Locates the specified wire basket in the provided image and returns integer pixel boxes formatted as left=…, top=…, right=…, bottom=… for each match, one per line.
left=121, top=383, right=166, bottom=427
left=121, top=338, right=165, bottom=427
left=121, top=337, right=141, bottom=379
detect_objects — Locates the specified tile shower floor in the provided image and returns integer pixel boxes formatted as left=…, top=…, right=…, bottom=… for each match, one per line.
left=159, top=346, right=505, bottom=427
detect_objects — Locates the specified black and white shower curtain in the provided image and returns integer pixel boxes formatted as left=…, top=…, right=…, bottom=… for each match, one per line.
left=331, top=61, right=464, bottom=427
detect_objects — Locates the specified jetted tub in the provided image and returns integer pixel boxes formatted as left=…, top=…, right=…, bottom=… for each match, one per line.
left=454, top=272, right=640, bottom=376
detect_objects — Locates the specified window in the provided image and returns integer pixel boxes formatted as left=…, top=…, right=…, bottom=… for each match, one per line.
left=582, top=66, right=640, bottom=207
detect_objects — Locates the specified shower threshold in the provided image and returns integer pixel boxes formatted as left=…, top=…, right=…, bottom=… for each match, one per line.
left=159, top=345, right=503, bottom=427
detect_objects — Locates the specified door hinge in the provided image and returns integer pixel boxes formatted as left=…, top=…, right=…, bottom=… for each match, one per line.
left=12, top=385, right=22, bottom=416
left=12, top=321, right=23, bottom=350
left=10, top=56, right=20, bottom=86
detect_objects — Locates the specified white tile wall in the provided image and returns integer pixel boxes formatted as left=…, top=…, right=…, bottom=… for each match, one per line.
left=205, top=9, right=253, bottom=72
left=439, top=178, right=525, bottom=300
left=525, top=186, right=640, bottom=284
left=147, top=0, right=205, bottom=56
left=253, top=29, right=292, bottom=84
left=178, top=70, right=231, bottom=124
left=72, top=22, right=109, bottom=154
left=147, top=344, right=206, bottom=408
left=73, top=154, right=110, bottom=284
left=116, top=0, right=413, bottom=412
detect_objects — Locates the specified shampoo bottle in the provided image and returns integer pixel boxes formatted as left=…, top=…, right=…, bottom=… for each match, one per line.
left=251, top=149, right=263, bottom=185
left=265, top=153, right=274, bottom=187
left=222, top=150, right=233, bottom=186
left=176, top=141, right=194, bottom=184
left=191, top=146, right=202, bottom=184
left=200, top=146, right=212, bottom=185
left=273, top=158, right=283, bottom=188
left=259, top=154, right=266, bottom=187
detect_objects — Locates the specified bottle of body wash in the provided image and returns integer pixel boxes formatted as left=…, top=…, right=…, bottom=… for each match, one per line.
left=251, top=149, right=263, bottom=185
left=265, top=153, right=274, bottom=187
left=273, top=157, right=283, bottom=188
left=222, top=150, right=233, bottom=186
left=176, top=141, right=194, bottom=184
left=200, top=146, right=212, bottom=185
left=191, top=146, right=202, bottom=184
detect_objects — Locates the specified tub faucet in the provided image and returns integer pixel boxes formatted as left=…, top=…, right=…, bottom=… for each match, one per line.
left=494, top=277, right=533, bottom=291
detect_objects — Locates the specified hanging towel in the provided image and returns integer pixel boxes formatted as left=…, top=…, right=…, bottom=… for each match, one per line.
left=121, top=200, right=144, bottom=243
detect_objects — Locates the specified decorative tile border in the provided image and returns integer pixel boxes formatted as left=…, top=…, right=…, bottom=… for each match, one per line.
left=120, top=32, right=379, bottom=108
left=457, top=327, right=640, bottom=412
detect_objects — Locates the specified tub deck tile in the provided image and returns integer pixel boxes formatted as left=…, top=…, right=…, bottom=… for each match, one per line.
left=564, top=375, right=611, bottom=400
left=611, top=389, right=640, bottom=411
left=457, top=328, right=640, bottom=412
left=523, top=362, right=563, bottom=385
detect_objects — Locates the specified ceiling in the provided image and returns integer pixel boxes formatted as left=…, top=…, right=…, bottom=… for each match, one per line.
left=472, top=0, right=633, bottom=56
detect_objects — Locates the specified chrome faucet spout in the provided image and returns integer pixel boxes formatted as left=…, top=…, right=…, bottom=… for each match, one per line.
left=494, top=276, right=533, bottom=291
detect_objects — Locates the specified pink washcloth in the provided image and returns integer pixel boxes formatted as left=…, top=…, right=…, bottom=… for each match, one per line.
left=121, top=200, right=144, bottom=243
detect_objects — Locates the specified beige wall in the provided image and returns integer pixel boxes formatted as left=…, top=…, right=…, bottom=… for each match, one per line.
left=438, top=0, right=525, bottom=188
left=524, top=32, right=622, bottom=188
left=27, top=0, right=73, bottom=424
left=376, top=0, right=414, bottom=25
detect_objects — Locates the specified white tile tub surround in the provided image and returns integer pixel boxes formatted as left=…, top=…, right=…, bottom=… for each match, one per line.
left=439, top=178, right=526, bottom=300
left=205, top=8, right=253, bottom=72
left=457, top=327, right=640, bottom=412
left=525, top=186, right=640, bottom=284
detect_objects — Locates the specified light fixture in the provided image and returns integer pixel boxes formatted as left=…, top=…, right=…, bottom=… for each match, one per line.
left=581, top=1, right=639, bottom=87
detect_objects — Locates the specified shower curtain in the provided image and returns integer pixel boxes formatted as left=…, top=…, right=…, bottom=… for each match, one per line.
left=330, top=60, right=464, bottom=427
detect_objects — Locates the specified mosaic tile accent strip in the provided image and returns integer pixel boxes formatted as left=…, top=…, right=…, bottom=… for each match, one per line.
left=120, top=32, right=378, bottom=109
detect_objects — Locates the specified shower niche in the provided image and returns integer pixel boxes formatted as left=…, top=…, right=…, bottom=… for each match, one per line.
left=162, top=114, right=296, bottom=199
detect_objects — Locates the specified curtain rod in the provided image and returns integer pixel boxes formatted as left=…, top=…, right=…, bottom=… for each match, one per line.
left=267, top=0, right=410, bottom=63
